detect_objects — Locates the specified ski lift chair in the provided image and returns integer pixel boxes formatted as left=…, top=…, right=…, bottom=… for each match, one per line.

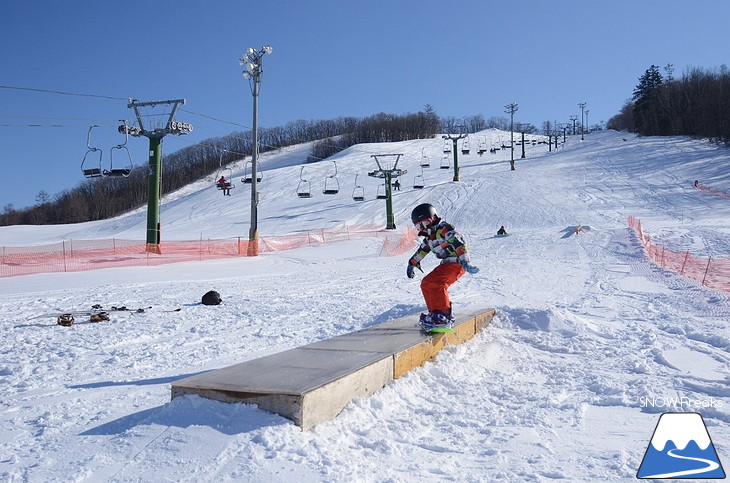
left=323, top=177, right=340, bottom=194
left=322, top=161, right=340, bottom=194
left=214, top=151, right=235, bottom=192
left=105, top=146, right=132, bottom=177
left=81, top=125, right=103, bottom=178
left=376, top=184, right=387, bottom=199
left=420, top=155, right=430, bottom=167
left=352, top=175, right=365, bottom=201
left=477, top=137, right=487, bottom=155
left=81, top=149, right=103, bottom=178
left=461, top=138, right=470, bottom=155
left=297, top=167, right=313, bottom=198
left=215, top=168, right=234, bottom=191
left=105, top=121, right=133, bottom=177
left=216, top=179, right=233, bottom=191
left=352, top=187, right=365, bottom=201
left=297, top=179, right=313, bottom=198
left=242, top=160, right=262, bottom=183
left=440, top=155, right=450, bottom=169
left=413, top=167, right=425, bottom=189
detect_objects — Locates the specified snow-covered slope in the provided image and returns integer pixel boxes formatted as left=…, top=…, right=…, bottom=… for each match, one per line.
left=0, top=130, right=728, bottom=482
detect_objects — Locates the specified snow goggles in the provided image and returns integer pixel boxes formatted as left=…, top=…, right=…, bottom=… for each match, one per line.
left=414, top=217, right=433, bottom=231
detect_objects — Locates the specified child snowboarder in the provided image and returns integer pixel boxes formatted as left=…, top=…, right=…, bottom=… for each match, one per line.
left=406, top=203, right=479, bottom=330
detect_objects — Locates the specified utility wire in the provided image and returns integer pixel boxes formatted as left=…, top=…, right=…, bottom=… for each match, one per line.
left=0, top=84, right=127, bottom=101
left=0, top=83, right=348, bottom=161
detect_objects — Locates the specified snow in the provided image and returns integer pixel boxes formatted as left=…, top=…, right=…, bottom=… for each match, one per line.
left=1, top=130, right=728, bottom=482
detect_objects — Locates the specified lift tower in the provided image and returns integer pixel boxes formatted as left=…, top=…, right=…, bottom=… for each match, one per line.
left=442, top=132, right=467, bottom=181
left=368, top=154, right=406, bottom=230
left=126, top=98, right=191, bottom=251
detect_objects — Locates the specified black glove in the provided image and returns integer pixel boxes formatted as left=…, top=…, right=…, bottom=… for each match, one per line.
left=406, top=262, right=422, bottom=279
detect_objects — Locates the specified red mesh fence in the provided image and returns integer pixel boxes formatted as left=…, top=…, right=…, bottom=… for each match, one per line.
left=694, top=181, right=730, bottom=201
left=627, top=216, right=730, bottom=293
left=0, top=225, right=418, bottom=278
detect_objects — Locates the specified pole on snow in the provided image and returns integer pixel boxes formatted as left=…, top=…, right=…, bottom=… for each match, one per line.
left=126, top=98, right=191, bottom=252
left=239, top=45, right=273, bottom=256
left=504, top=102, right=518, bottom=170
left=442, top=133, right=467, bottom=181
left=368, top=154, right=406, bottom=230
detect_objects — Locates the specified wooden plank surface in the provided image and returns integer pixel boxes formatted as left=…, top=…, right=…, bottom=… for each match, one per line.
left=171, top=308, right=495, bottom=429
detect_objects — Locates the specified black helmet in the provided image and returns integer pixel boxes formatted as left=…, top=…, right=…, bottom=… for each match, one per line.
left=411, top=203, right=439, bottom=229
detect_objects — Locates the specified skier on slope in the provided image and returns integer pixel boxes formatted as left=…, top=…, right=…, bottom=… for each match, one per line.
left=406, top=203, right=479, bottom=330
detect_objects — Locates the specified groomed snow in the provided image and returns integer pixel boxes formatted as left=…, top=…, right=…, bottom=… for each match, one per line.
left=0, top=130, right=728, bottom=482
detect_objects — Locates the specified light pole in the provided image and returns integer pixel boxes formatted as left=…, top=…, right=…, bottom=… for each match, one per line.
left=578, top=102, right=586, bottom=141
left=504, top=102, right=518, bottom=170
left=239, top=45, right=273, bottom=256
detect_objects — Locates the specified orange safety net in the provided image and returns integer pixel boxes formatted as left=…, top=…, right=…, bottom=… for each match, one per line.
left=627, top=216, right=730, bottom=293
left=0, top=225, right=418, bottom=278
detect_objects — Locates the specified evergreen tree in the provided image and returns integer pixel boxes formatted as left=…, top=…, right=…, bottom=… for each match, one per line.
left=632, top=65, right=664, bottom=135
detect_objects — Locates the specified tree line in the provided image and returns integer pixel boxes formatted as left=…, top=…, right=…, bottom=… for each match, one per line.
left=2, top=106, right=508, bottom=226
left=607, top=64, right=730, bottom=141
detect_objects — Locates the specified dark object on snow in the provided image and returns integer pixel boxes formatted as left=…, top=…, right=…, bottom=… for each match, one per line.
left=57, top=314, right=74, bottom=327
left=202, top=290, right=222, bottom=306
left=497, top=226, right=507, bottom=235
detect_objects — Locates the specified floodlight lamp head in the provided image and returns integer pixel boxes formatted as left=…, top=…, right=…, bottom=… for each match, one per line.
left=239, top=55, right=249, bottom=66
left=246, top=47, right=255, bottom=56
left=262, top=45, right=273, bottom=55
left=243, top=72, right=251, bottom=79
left=246, top=63, right=256, bottom=75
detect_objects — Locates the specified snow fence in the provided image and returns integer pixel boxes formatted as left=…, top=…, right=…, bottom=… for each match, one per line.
left=627, top=216, right=729, bottom=293
left=0, top=225, right=418, bottom=278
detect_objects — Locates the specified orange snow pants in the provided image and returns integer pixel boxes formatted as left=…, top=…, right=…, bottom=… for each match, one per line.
left=421, top=262, right=466, bottom=313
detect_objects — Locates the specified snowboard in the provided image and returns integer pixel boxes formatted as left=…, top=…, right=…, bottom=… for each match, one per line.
left=28, top=310, right=110, bottom=321
left=419, top=314, right=455, bottom=334
left=27, top=306, right=151, bottom=321
left=24, top=306, right=180, bottom=327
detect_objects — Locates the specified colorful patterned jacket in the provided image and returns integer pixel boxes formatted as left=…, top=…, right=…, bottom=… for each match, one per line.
left=408, top=219, right=470, bottom=266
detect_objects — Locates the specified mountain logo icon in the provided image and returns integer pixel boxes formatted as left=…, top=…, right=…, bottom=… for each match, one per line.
left=637, top=412, right=725, bottom=479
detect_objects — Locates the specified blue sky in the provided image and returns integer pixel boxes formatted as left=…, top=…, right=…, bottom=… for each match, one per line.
left=1, top=0, right=728, bottom=211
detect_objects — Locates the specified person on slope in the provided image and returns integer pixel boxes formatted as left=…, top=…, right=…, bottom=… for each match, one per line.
left=406, top=203, right=479, bottom=330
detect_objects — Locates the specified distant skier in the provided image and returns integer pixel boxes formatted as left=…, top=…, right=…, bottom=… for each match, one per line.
left=406, top=203, right=479, bottom=330
left=497, top=225, right=507, bottom=236
left=393, top=179, right=401, bottom=191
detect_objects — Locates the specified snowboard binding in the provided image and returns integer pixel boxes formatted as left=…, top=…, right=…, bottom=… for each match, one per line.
left=57, top=314, right=74, bottom=327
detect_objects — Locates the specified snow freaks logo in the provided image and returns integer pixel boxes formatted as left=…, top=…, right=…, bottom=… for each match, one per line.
left=637, top=412, right=726, bottom=479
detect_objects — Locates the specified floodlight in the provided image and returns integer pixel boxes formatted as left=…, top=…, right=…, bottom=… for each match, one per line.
left=263, top=46, right=273, bottom=54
